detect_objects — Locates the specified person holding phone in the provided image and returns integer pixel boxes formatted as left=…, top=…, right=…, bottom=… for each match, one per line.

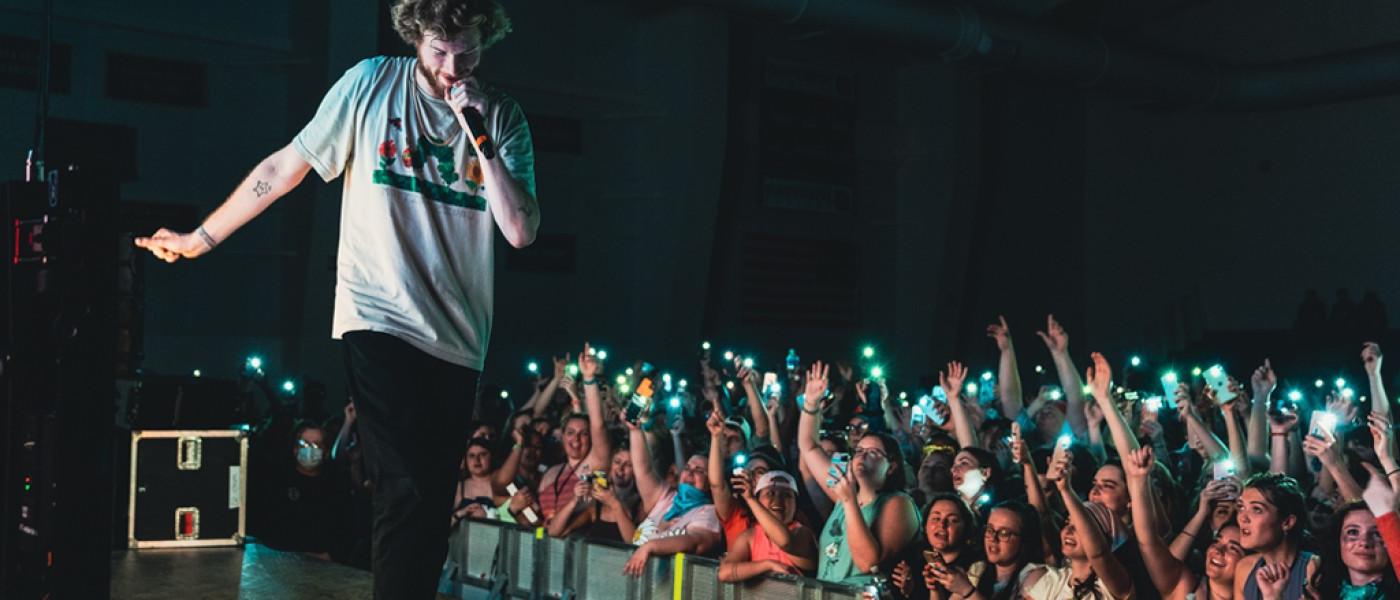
left=544, top=447, right=639, bottom=544
left=718, top=471, right=818, bottom=581
left=1021, top=445, right=1133, bottom=599
left=799, top=361, right=920, bottom=587
left=887, top=492, right=981, bottom=600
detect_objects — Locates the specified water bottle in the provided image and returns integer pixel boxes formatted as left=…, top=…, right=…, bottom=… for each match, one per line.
left=786, top=349, right=800, bottom=372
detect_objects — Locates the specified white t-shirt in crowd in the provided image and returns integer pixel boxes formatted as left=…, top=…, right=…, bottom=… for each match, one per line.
left=293, top=56, right=535, bottom=370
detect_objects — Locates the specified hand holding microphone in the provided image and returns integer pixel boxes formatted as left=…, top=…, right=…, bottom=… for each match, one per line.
left=447, top=80, right=496, bottom=160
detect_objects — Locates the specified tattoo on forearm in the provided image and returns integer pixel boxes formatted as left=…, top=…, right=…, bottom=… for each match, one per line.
left=253, top=180, right=271, bottom=198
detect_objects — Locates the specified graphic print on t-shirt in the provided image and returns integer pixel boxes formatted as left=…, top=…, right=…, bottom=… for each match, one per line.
left=371, top=124, right=486, bottom=211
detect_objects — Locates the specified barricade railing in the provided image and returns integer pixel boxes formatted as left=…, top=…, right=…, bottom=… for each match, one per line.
left=440, top=518, right=867, bottom=600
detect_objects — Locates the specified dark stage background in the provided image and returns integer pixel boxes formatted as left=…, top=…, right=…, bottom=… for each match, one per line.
left=0, top=0, right=1396, bottom=405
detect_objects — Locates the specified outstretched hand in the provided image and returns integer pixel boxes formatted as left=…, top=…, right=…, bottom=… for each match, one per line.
left=1363, top=342, right=1384, bottom=376
left=134, top=228, right=211, bottom=263
left=1036, top=314, right=1070, bottom=355
left=987, top=315, right=1013, bottom=352
left=803, top=362, right=830, bottom=410
left=939, top=362, right=968, bottom=403
left=1085, top=352, right=1113, bottom=403
left=1251, top=359, right=1276, bottom=402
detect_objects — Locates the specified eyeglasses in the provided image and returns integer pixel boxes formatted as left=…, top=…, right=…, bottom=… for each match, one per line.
left=984, top=528, right=1022, bottom=541
left=854, top=448, right=888, bottom=461
left=298, top=440, right=323, bottom=449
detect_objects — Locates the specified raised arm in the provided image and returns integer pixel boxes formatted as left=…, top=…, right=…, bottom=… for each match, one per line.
left=530, top=359, right=567, bottom=420
left=1051, top=450, right=1132, bottom=598
left=1176, top=384, right=1229, bottom=461
left=829, top=465, right=918, bottom=574
left=490, top=427, right=527, bottom=492
left=940, top=361, right=977, bottom=449
left=625, top=414, right=664, bottom=515
left=706, top=408, right=739, bottom=520
left=331, top=402, right=356, bottom=462
left=578, top=346, right=611, bottom=470
left=1038, top=315, right=1088, bottom=438
left=1124, top=447, right=1194, bottom=597
left=135, top=144, right=312, bottom=262
left=987, top=316, right=1024, bottom=420
left=1304, top=428, right=1364, bottom=501
left=1269, top=413, right=1300, bottom=476
left=1220, top=401, right=1250, bottom=478
left=739, top=367, right=769, bottom=442
left=797, top=362, right=838, bottom=503
left=1248, top=360, right=1276, bottom=462
left=1085, top=352, right=1140, bottom=456
left=1364, top=343, right=1390, bottom=418
left=1011, top=425, right=1049, bottom=517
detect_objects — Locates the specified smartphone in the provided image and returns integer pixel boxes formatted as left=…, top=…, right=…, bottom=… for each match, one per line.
left=1202, top=366, right=1236, bottom=404
left=1145, top=396, right=1164, bottom=413
left=1160, top=372, right=1180, bottom=400
left=922, top=549, right=941, bottom=566
left=1310, top=411, right=1338, bottom=439
left=1213, top=459, right=1236, bottom=481
left=762, top=371, right=779, bottom=397
left=505, top=482, right=539, bottom=523
left=1057, top=434, right=1073, bottom=451
left=910, top=404, right=926, bottom=426
left=1010, top=422, right=1022, bottom=446
left=625, top=378, right=655, bottom=423
left=831, top=452, right=850, bottom=475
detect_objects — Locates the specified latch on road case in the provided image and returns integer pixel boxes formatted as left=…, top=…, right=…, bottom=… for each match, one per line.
left=177, top=436, right=202, bottom=470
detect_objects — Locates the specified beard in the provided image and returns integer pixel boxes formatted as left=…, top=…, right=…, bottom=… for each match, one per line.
left=415, top=61, right=455, bottom=99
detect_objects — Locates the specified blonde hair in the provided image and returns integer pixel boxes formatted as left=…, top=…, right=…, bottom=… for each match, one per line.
left=391, top=0, right=512, bottom=48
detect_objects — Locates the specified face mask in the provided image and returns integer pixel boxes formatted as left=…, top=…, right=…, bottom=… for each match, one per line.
left=297, top=446, right=324, bottom=470
left=663, top=483, right=712, bottom=522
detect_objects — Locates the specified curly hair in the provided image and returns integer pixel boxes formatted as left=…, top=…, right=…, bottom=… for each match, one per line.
left=390, top=0, right=512, bottom=48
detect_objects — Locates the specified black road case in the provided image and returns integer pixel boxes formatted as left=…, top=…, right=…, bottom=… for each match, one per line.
left=127, top=429, right=248, bottom=548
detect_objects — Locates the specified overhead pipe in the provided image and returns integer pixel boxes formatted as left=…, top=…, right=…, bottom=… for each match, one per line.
left=684, top=0, right=1400, bottom=111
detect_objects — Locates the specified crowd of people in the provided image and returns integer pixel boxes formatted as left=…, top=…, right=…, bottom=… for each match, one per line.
left=265, top=315, right=1400, bottom=599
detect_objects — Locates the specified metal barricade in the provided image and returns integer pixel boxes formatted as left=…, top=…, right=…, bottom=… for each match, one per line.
left=442, top=520, right=866, bottom=600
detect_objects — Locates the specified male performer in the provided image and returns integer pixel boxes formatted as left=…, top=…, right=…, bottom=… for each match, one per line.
left=134, top=1, right=537, bottom=597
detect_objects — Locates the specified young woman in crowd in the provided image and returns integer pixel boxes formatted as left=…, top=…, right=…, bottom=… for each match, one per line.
left=799, top=361, right=920, bottom=587
left=717, top=470, right=819, bottom=581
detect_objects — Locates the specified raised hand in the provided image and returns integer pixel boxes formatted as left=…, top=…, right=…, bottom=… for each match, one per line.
left=1036, top=314, right=1070, bottom=355
left=1369, top=413, right=1395, bottom=464
left=706, top=407, right=726, bottom=438
left=1138, top=418, right=1164, bottom=441
left=855, top=380, right=869, bottom=404
left=939, top=361, right=968, bottom=403
left=827, top=459, right=858, bottom=504
left=1198, top=478, right=1241, bottom=514
left=803, top=361, right=830, bottom=409
left=579, top=343, right=601, bottom=380
left=1270, top=412, right=1299, bottom=435
left=1363, top=342, right=1384, bottom=377
left=1085, top=352, right=1113, bottom=402
left=1360, top=463, right=1398, bottom=517
left=732, top=469, right=756, bottom=502
left=1046, top=445, right=1073, bottom=483
left=1326, top=393, right=1359, bottom=428
left=1010, top=423, right=1029, bottom=465
left=1302, top=429, right=1340, bottom=465
left=1251, top=359, right=1277, bottom=401
left=1085, top=401, right=1105, bottom=430
left=573, top=478, right=593, bottom=499
left=1123, top=447, right=1154, bottom=479
left=987, top=315, right=1013, bottom=352
left=552, top=354, right=570, bottom=381
left=1174, top=383, right=1198, bottom=419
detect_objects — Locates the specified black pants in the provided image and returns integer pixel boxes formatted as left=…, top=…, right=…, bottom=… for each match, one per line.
left=343, top=331, right=479, bottom=600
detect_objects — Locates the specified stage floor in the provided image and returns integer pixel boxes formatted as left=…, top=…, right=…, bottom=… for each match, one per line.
left=111, top=542, right=454, bottom=599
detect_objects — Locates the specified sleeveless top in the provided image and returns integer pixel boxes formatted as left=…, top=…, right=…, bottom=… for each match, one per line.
left=577, top=504, right=625, bottom=545
left=817, top=491, right=916, bottom=586
left=750, top=522, right=801, bottom=572
left=1242, top=551, right=1314, bottom=600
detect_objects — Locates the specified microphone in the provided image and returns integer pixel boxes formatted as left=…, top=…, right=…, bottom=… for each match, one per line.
left=460, top=107, right=496, bottom=160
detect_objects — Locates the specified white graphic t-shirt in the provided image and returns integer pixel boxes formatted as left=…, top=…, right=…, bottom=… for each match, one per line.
left=293, top=56, right=535, bottom=370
